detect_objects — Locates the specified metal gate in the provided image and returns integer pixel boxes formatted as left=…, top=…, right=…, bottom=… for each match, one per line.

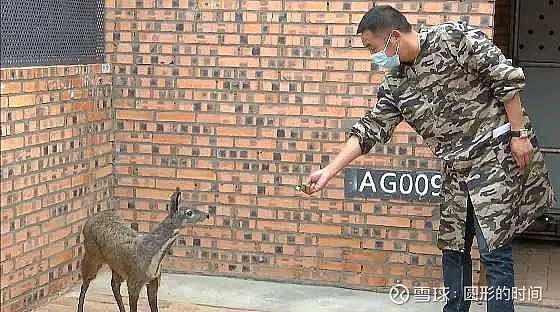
left=511, top=0, right=560, bottom=238
left=0, top=0, right=104, bottom=68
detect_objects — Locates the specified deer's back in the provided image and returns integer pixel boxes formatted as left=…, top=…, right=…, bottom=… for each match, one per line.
left=82, top=211, right=139, bottom=277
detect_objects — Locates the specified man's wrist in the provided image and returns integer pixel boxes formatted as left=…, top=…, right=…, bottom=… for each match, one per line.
left=324, top=163, right=339, bottom=178
left=510, top=128, right=530, bottom=138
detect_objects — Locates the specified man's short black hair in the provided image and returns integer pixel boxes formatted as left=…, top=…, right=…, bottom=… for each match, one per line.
left=357, top=5, right=412, bottom=35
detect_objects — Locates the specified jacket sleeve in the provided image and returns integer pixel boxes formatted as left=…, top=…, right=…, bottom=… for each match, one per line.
left=346, top=80, right=403, bottom=155
left=440, top=22, right=525, bottom=103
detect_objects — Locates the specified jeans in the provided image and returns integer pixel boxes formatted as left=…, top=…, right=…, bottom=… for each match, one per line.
left=442, top=193, right=515, bottom=312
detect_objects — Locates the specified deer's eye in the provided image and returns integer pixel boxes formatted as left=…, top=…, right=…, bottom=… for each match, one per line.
left=185, top=210, right=193, bottom=217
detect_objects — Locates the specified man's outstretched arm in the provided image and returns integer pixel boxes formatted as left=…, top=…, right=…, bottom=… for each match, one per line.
left=326, top=135, right=363, bottom=175
left=306, top=135, right=363, bottom=194
left=306, top=80, right=403, bottom=194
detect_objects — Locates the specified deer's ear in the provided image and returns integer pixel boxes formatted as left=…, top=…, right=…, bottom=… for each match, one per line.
left=169, top=187, right=181, bottom=215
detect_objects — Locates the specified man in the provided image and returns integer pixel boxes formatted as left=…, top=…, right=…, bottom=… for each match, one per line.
left=305, top=5, right=556, bottom=312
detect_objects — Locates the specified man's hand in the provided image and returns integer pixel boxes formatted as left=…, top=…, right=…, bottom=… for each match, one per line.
left=510, top=137, right=534, bottom=170
left=306, top=167, right=336, bottom=194
left=303, top=135, right=363, bottom=195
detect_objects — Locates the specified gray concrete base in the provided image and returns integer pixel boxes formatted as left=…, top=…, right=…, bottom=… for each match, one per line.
left=47, top=269, right=558, bottom=312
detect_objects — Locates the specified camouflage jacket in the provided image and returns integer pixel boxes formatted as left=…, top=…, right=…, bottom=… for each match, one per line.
left=348, top=22, right=556, bottom=252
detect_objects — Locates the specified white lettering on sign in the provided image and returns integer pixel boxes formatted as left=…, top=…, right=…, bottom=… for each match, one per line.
left=416, top=174, right=429, bottom=197
left=400, top=174, right=413, bottom=195
left=431, top=175, right=442, bottom=197
left=348, top=169, right=442, bottom=201
left=381, top=173, right=397, bottom=193
left=359, top=171, right=377, bottom=192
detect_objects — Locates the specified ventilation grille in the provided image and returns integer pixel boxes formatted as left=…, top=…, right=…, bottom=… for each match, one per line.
left=516, top=0, right=560, bottom=65
left=0, top=0, right=104, bottom=68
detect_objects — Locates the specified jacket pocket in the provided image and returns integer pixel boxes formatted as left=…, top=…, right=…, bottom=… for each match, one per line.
left=493, top=136, right=542, bottom=187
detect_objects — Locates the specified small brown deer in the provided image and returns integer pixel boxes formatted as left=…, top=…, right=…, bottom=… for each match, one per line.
left=77, top=188, right=209, bottom=312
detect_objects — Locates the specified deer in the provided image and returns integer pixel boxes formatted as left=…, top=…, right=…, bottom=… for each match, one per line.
left=475, top=261, right=487, bottom=305
left=77, top=188, right=209, bottom=312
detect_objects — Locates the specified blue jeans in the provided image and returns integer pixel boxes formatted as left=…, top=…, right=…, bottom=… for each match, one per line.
left=442, top=193, right=515, bottom=312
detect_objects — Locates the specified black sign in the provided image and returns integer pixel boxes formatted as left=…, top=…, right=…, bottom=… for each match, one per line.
left=344, top=168, right=443, bottom=202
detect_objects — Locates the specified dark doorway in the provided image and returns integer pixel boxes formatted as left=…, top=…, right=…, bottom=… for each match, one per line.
left=494, top=0, right=560, bottom=239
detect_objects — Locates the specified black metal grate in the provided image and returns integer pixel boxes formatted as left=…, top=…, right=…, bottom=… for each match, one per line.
left=515, top=0, right=560, bottom=65
left=0, top=0, right=105, bottom=68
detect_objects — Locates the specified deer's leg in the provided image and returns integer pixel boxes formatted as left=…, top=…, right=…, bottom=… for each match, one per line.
left=147, top=276, right=160, bottom=312
left=111, top=270, right=126, bottom=312
left=127, top=282, right=141, bottom=312
left=77, top=281, right=90, bottom=312
left=77, top=256, right=101, bottom=312
left=476, top=261, right=487, bottom=304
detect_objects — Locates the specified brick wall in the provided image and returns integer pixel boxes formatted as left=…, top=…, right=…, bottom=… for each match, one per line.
left=0, top=65, right=113, bottom=312
left=105, top=0, right=494, bottom=291
left=15, top=1, right=556, bottom=311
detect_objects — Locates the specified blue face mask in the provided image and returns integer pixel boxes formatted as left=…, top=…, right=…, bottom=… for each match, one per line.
left=371, top=33, right=400, bottom=69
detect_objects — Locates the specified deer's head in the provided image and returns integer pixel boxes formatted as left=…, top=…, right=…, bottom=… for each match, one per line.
left=168, top=188, right=210, bottom=226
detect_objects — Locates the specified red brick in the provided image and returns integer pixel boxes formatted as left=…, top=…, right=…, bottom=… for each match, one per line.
left=234, top=138, right=275, bottom=149
left=216, top=239, right=257, bottom=252
left=153, top=134, right=189, bottom=145
left=409, top=242, right=441, bottom=255
left=253, top=265, right=299, bottom=280
left=284, top=24, right=326, bottom=35
left=300, top=224, right=341, bottom=235
left=318, top=237, right=361, bottom=248
left=366, top=216, right=411, bottom=228
left=285, top=1, right=327, bottom=11
left=307, top=12, right=350, bottom=24
left=177, top=79, right=216, bottom=89
left=422, top=1, right=451, bottom=13
left=116, top=109, right=153, bottom=120
left=256, top=220, right=298, bottom=232
left=217, top=57, right=260, bottom=67
left=345, top=250, right=387, bottom=263
left=138, top=166, right=175, bottom=178
left=329, top=48, right=370, bottom=60
left=302, top=106, right=345, bottom=118
left=157, top=111, right=195, bottom=122
left=245, top=0, right=281, bottom=10
left=8, top=94, right=35, bottom=107
left=215, top=127, right=256, bottom=137
left=1, top=81, right=22, bottom=94
left=196, top=113, right=236, bottom=124
left=177, top=168, right=217, bottom=181
left=0, top=136, right=24, bottom=151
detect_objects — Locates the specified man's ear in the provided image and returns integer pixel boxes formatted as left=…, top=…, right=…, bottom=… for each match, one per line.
left=169, top=187, right=181, bottom=215
left=390, top=30, right=402, bottom=42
